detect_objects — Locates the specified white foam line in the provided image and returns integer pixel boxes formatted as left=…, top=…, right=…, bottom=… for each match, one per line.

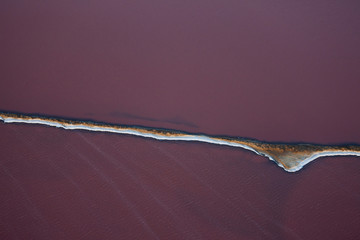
left=2, top=115, right=359, bottom=173
left=1, top=117, right=258, bottom=154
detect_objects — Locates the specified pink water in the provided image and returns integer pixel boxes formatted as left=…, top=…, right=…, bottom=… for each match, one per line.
left=1, top=1, right=360, bottom=239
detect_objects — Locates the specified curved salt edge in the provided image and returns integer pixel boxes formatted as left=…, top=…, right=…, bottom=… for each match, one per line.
left=283, top=151, right=360, bottom=173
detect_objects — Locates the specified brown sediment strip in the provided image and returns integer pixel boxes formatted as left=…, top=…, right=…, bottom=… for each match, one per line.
left=0, top=111, right=359, bottom=172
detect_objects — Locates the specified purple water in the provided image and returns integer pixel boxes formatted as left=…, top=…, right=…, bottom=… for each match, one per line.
left=1, top=1, right=360, bottom=239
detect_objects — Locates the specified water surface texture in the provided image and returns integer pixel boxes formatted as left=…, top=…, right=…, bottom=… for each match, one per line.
left=1, top=1, right=360, bottom=239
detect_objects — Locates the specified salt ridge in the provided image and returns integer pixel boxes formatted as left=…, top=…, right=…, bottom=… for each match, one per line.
left=1, top=112, right=359, bottom=173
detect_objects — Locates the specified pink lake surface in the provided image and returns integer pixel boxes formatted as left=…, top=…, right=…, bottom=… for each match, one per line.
left=1, top=1, right=360, bottom=239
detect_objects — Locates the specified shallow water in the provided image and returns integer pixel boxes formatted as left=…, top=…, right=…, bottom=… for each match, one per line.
left=1, top=122, right=360, bottom=239
left=1, top=1, right=360, bottom=239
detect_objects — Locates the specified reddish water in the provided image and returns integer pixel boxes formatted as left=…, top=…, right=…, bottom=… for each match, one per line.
left=1, top=1, right=360, bottom=239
